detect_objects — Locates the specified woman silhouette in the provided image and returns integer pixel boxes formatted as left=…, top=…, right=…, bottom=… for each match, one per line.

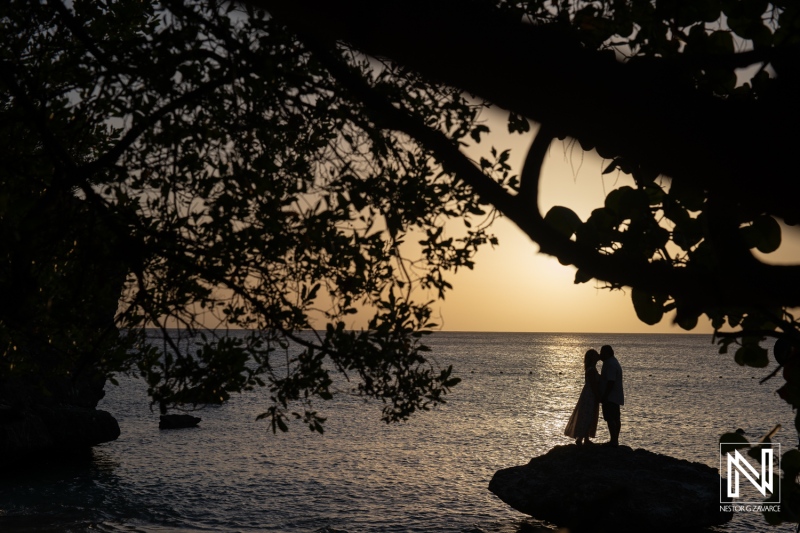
left=564, top=349, right=601, bottom=445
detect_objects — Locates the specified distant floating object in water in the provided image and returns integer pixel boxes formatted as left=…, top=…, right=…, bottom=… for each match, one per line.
left=314, top=526, right=350, bottom=533
left=159, top=414, right=201, bottom=430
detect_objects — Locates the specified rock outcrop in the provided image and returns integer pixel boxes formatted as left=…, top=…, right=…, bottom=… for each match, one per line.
left=0, top=372, right=120, bottom=465
left=0, top=404, right=119, bottom=455
left=489, top=445, right=732, bottom=532
left=159, top=414, right=201, bottom=429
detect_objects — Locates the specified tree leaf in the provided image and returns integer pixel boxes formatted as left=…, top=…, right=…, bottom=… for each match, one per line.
left=507, top=112, right=530, bottom=134
left=675, top=310, right=698, bottom=331
left=544, top=206, right=582, bottom=238
left=735, top=344, right=769, bottom=368
left=719, top=432, right=750, bottom=455
left=604, top=186, right=643, bottom=220
left=742, top=215, right=781, bottom=254
left=470, top=124, right=490, bottom=143
left=631, top=289, right=664, bottom=325
left=644, top=185, right=664, bottom=206
left=708, top=30, right=734, bottom=54
left=574, top=269, right=592, bottom=284
left=602, top=159, right=619, bottom=175
left=782, top=448, right=800, bottom=478
left=669, top=178, right=705, bottom=211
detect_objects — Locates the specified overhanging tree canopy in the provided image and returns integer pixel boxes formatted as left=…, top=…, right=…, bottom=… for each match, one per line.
left=3, top=0, right=800, bottom=442
left=258, top=0, right=800, bottom=337
left=1, top=0, right=480, bottom=431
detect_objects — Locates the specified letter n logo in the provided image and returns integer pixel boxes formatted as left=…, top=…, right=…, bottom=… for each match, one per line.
left=720, top=444, right=780, bottom=504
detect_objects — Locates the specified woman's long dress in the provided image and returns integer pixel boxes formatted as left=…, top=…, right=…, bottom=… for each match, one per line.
left=564, top=366, right=600, bottom=439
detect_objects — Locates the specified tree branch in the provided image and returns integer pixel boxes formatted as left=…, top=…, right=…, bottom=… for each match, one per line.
left=518, top=124, right=553, bottom=207
left=289, top=32, right=716, bottom=299
left=254, top=0, right=800, bottom=225
left=79, top=76, right=229, bottom=178
left=278, top=19, right=800, bottom=311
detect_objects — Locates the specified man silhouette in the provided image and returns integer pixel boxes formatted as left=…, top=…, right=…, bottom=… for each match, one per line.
left=599, top=344, right=624, bottom=446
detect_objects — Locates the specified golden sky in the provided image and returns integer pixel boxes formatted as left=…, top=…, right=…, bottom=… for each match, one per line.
left=430, top=112, right=800, bottom=334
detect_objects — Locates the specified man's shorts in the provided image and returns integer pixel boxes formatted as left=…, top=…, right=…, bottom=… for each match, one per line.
left=602, top=401, right=621, bottom=422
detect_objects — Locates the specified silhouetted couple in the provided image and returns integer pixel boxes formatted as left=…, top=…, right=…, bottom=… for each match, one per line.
left=563, top=345, right=624, bottom=447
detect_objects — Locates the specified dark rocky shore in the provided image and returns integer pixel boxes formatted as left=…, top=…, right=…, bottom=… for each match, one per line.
left=0, top=373, right=119, bottom=465
left=489, top=444, right=732, bottom=532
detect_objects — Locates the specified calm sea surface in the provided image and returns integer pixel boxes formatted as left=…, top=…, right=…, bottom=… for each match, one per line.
left=1, top=332, right=797, bottom=532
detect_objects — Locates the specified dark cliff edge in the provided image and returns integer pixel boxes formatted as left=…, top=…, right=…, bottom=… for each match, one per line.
left=489, top=445, right=732, bottom=532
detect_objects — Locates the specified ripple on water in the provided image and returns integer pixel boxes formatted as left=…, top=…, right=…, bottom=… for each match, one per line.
left=1, top=332, right=796, bottom=532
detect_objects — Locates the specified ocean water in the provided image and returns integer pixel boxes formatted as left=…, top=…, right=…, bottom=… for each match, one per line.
left=0, top=332, right=797, bottom=533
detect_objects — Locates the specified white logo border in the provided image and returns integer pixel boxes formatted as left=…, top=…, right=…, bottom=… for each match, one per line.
left=720, top=442, right=781, bottom=505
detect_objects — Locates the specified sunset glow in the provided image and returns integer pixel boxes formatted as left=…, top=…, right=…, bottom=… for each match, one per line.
left=433, top=115, right=800, bottom=334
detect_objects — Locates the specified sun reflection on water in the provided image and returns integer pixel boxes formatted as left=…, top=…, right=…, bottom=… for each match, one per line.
left=3, top=331, right=793, bottom=533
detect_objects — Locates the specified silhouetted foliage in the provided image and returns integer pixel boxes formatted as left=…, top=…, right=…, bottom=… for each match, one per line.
left=259, top=0, right=800, bottom=350
left=4, top=3, right=800, bottom=519
left=1, top=0, right=479, bottom=431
